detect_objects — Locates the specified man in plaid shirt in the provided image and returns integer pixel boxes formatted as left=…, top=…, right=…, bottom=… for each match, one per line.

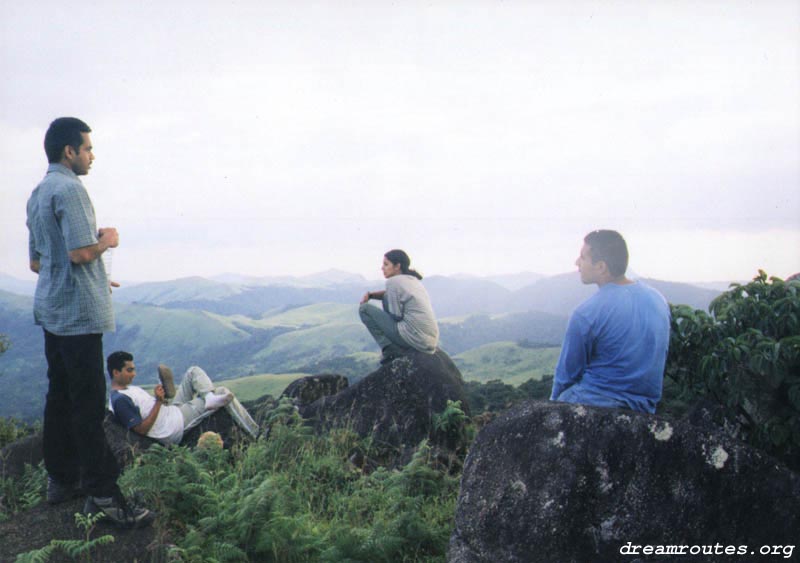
left=26, top=117, right=153, bottom=528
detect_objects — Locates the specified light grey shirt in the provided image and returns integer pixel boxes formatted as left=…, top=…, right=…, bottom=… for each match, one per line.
left=384, top=274, right=439, bottom=353
left=26, top=164, right=114, bottom=335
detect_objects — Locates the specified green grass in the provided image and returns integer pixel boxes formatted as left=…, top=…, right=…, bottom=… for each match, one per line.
left=453, top=341, right=560, bottom=386
left=143, top=372, right=310, bottom=402
left=222, top=373, right=310, bottom=401
left=253, top=323, right=373, bottom=368
left=259, top=303, right=359, bottom=327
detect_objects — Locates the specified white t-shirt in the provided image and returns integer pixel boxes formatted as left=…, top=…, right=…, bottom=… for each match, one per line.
left=109, top=386, right=185, bottom=445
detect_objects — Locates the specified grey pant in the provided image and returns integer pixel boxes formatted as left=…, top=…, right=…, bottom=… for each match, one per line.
left=172, top=366, right=259, bottom=438
left=359, top=301, right=411, bottom=353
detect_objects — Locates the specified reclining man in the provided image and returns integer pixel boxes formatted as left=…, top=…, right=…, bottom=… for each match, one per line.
left=550, top=230, right=671, bottom=414
left=107, top=351, right=259, bottom=444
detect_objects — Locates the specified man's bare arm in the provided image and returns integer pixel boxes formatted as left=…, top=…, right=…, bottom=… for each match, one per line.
left=69, top=227, right=118, bottom=264
left=132, top=385, right=165, bottom=436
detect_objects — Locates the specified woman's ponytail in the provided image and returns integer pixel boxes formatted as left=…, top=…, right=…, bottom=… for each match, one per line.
left=384, top=249, right=423, bottom=280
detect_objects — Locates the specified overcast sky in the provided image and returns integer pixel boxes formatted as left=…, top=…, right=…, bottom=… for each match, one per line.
left=2, top=0, right=798, bottom=284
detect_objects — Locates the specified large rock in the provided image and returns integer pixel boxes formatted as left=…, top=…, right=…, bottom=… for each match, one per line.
left=295, top=349, right=471, bottom=465
left=282, top=373, right=349, bottom=405
left=0, top=433, right=43, bottom=479
left=103, top=411, right=156, bottom=468
left=0, top=417, right=156, bottom=478
left=449, top=400, right=800, bottom=563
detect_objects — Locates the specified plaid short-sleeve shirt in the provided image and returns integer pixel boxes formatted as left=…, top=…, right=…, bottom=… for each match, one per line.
left=26, top=164, right=114, bottom=335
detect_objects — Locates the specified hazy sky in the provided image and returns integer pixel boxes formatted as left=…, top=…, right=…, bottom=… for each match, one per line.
left=2, top=0, right=798, bottom=284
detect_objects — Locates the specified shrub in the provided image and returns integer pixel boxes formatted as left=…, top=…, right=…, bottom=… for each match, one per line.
left=666, top=271, right=800, bottom=469
left=0, top=463, right=45, bottom=523
left=121, top=414, right=460, bottom=562
left=0, top=417, right=34, bottom=450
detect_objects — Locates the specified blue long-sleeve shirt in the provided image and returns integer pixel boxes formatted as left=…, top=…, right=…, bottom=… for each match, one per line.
left=550, top=281, right=671, bottom=413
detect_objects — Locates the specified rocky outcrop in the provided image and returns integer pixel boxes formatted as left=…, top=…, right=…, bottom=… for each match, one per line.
left=449, top=400, right=800, bottom=563
left=0, top=433, right=43, bottom=479
left=282, top=373, right=349, bottom=405
left=293, top=349, right=471, bottom=466
left=103, top=412, right=156, bottom=468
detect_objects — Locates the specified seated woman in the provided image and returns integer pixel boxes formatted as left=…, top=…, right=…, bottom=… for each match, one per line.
left=359, top=249, right=439, bottom=364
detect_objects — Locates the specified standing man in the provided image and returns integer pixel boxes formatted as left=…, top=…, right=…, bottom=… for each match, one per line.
left=26, top=117, right=153, bottom=527
left=550, top=230, right=671, bottom=414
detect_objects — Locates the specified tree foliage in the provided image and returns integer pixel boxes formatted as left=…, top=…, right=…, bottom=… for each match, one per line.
left=464, top=376, right=553, bottom=414
left=666, top=271, right=800, bottom=469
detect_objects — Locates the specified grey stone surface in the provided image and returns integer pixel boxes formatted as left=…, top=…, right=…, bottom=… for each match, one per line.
left=297, top=349, right=471, bottom=465
left=281, top=373, right=349, bottom=405
left=449, top=400, right=800, bottom=563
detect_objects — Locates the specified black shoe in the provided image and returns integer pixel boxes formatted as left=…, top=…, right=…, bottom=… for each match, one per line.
left=47, top=476, right=82, bottom=505
left=84, top=493, right=155, bottom=529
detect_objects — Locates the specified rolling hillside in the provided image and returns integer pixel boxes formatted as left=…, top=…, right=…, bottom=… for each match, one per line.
left=452, top=342, right=561, bottom=386
left=0, top=271, right=723, bottom=421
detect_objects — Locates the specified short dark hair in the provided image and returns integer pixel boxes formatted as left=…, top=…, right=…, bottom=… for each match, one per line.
left=584, top=230, right=628, bottom=277
left=44, top=117, right=91, bottom=163
left=107, top=350, right=133, bottom=379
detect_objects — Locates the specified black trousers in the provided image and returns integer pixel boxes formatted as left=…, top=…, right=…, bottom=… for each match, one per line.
left=43, top=330, right=120, bottom=498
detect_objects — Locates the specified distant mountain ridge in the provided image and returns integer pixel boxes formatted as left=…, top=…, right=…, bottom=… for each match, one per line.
left=0, top=269, right=729, bottom=309
left=0, top=273, right=35, bottom=297
left=0, top=270, right=724, bottom=421
left=101, top=271, right=720, bottom=318
left=210, top=269, right=370, bottom=288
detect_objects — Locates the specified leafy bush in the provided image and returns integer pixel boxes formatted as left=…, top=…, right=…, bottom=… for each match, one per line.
left=0, top=417, right=35, bottom=450
left=464, top=375, right=554, bottom=415
left=666, top=271, right=800, bottom=469
left=0, top=463, right=45, bottom=523
left=121, top=412, right=461, bottom=562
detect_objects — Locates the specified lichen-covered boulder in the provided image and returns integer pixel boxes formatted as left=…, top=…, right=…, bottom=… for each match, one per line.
left=449, top=400, right=800, bottom=563
left=297, top=349, right=471, bottom=465
left=281, top=373, right=349, bottom=405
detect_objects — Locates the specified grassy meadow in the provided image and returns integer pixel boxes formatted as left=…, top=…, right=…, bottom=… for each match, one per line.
left=453, top=342, right=560, bottom=386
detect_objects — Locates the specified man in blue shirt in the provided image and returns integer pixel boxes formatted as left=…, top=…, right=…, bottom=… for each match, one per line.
left=26, top=117, right=152, bottom=528
left=550, top=230, right=671, bottom=414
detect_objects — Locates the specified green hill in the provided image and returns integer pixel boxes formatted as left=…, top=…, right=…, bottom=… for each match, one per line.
left=257, top=303, right=359, bottom=327
left=220, top=372, right=309, bottom=401
left=0, top=270, right=727, bottom=421
left=453, top=342, right=560, bottom=386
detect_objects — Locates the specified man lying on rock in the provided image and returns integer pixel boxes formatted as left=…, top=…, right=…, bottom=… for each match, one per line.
left=550, top=230, right=671, bottom=414
left=107, top=351, right=259, bottom=444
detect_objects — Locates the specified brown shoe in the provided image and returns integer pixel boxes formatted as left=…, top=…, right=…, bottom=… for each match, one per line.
left=158, top=364, right=176, bottom=400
